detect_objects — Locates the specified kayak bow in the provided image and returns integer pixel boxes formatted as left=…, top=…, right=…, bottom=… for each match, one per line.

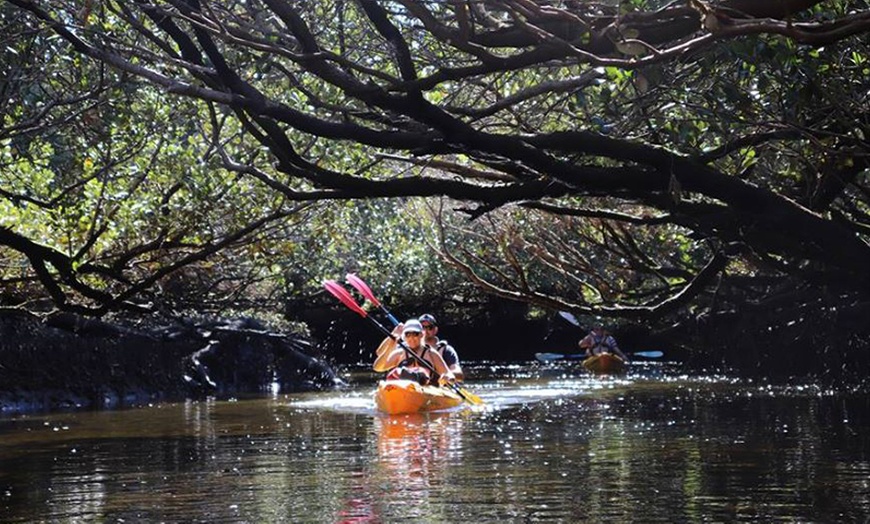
left=374, top=379, right=464, bottom=415
left=582, top=353, right=626, bottom=374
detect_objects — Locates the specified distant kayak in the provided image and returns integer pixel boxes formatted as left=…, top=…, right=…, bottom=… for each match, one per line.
left=374, top=379, right=464, bottom=415
left=582, top=353, right=626, bottom=374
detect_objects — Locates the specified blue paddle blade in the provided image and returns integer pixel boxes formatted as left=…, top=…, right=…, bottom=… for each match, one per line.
left=633, top=351, right=663, bottom=358
left=558, top=311, right=581, bottom=326
left=535, top=352, right=586, bottom=362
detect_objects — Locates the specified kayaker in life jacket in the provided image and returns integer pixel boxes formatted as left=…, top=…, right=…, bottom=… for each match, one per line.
left=579, top=322, right=629, bottom=361
left=419, top=313, right=464, bottom=382
left=373, top=319, right=457, bottom=387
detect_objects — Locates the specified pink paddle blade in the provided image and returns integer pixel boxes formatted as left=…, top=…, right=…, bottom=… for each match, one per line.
left=322, top=280, right=367, bottom=317
left=345, top=273, right=381, bottom=306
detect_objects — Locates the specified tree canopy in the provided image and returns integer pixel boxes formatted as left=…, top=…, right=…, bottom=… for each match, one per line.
left=2, top=1, right=869, bottom=356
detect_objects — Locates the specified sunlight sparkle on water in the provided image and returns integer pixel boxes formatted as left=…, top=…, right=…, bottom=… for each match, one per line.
left=289, top=392, right=375, bottom=413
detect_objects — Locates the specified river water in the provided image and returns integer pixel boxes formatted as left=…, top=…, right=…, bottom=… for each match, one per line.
left=1, top=361, right=868, bottom=523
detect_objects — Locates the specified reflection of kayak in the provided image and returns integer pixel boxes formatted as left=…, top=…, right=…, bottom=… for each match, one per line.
left=374, top=379, right=464, bottom=415
left=377, top=412, right=449, bottom=440
left=582, top=353, right=626, bottom=374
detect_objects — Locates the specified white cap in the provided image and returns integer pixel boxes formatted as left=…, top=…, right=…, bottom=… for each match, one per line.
left=402, top=319, right=423, bottom=336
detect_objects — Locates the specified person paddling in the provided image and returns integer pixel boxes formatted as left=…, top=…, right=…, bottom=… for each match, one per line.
left=419, top=313, right=464, bottom=382
left=579, top=322, right=629, bottom=361
left=373, top=319, right=456, bottom=387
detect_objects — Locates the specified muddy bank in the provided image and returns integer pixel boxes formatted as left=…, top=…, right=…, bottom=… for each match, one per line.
left=0, top=310, right=343, bottom=414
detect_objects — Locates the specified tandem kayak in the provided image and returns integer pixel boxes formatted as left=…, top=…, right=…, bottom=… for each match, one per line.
left=374, top=379, right=464, bottom=415
left=582, top=353, right=626, bottom=374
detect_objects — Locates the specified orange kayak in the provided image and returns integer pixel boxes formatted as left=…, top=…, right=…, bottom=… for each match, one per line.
left=582, top=353, right=626, bottom=374
left=374, top=379, right=464, bottom=415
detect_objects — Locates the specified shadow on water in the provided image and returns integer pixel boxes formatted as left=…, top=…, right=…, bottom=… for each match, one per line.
left=1, top=360, right=868, bottom=522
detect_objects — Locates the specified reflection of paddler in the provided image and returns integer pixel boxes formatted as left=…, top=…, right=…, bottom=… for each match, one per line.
left=334, top=495, right=379, bottom=524
left=374, top=319, right=456, bottom=387
left=375, top=413, right=461, bottom=483
left=377, top=412, right=455, bottom=441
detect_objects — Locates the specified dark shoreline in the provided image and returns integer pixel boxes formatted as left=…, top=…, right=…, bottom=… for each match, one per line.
left=0, top=311, right=343, bottom=415
left=4, top=304, right=868, bottom=415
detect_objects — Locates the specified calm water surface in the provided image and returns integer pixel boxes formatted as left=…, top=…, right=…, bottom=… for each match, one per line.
left=1, top=362, right=868, bottom=523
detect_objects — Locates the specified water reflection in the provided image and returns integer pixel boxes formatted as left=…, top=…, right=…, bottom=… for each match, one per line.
left=1, top=365, right=868, bottom=522
left=373, top=413, right=463, bottom=517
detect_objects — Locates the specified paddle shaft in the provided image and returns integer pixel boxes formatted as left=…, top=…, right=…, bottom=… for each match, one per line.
left=536, top=352, right=587, bottom=361
left=536, top=350, right=662, bottom=362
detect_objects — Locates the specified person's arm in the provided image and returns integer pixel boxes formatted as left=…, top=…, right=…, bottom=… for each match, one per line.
left=579, top=334, right=593, bottom=356
left=440, top=344, right=464, bottom=381
left=608, top=337, right=629, bottom=361
left=375, top=336, right=396, bottom=358
left=373, top=346, right=405, bottom=372
left=424, top=347, right=456, bottom=385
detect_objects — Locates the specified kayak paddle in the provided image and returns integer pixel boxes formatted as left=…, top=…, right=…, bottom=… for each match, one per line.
left=535, top=352, right=586, bottom=361
left=558, top=311, right=581, bottom=326
left=535, top=350, right=663, bottom=362
left=345, top=273, right=400, bottom=326
left=323, top=280, right=484, bottom=406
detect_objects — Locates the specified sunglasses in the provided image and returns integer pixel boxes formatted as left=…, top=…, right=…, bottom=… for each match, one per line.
left=404, top=332, right=422, bottom=337
left=421, top=324, right=435, bottom=330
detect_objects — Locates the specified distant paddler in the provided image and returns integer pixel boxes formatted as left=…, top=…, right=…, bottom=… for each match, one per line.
left=579, top=320, right=629, bottom=361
